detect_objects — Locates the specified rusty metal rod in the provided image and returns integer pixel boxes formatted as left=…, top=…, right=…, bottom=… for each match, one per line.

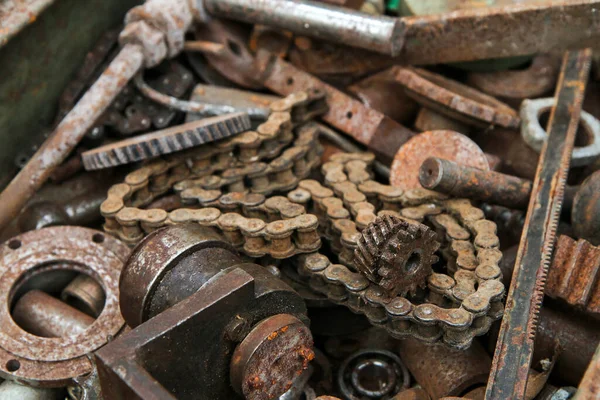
left=401, top=1, right=600, bottom=65
left=133, top=74, right=268, bottom=118
left=0, top=44, right=144, bottom=234
left=574, top=341, right=600, bottom=399
left=12, top=290, right=95, bottom=338
left=486, top=49, right=592, bottom=400
left=204, top=0, right=403, bottom=56
left=183, top=40, right=226, bottom=55
left=419, top=157, right=533, bottom=209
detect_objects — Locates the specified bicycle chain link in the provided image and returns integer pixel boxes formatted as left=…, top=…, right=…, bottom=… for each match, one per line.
left=289, top=152, right=505, bottom=349
left=100, top=90, right=505, bottom=348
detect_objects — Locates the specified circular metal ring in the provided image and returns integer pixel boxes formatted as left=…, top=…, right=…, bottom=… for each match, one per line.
left=338, top=349, right=410, bottom=400
left=0, top=226, right=128, bottom=387
left=520, top=97, right=600, bottom=167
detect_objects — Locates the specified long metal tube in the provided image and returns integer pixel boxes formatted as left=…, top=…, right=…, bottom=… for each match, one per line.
left=12, top=290, right=95, bottom=338
left=203, top=0, right=403, bottom=56
left=0, top=44, right=144, bottom=233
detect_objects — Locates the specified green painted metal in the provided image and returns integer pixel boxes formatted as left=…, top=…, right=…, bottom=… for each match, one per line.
left=0, top=0, right=141, bottom=187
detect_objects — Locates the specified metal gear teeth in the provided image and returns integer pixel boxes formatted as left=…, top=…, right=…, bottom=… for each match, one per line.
left=354, top=214, right=441, bottom=297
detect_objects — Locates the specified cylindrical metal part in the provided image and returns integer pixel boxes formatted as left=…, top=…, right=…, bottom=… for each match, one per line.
left=419, top=157, right=533, bottom=209
left=535, top=307, right=600, bottom=386
left=120, top=224, right=241, bottom=327
left=204, top=0, right=403, bottom=56
left=0, top=380, right=64, bottom=400
left=0, top=44, right=144, bottom=234
left=12, top=290, right=95, bottom=338
left=572, top=170, right=600, bottom=246
left=397, top=338, right=491, bottom=399
left=61, top=274, right=106, bottom=318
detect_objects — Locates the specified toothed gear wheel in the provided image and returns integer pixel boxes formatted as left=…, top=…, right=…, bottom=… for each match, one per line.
left=354, top=214, right=440, bottom=297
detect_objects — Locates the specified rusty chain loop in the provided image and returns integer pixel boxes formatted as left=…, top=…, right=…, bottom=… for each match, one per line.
left=100, top=90, right=326, bottom=258
left=100, top=90, right=504, bottom=348
left=289, top=153, right=505, bottom=349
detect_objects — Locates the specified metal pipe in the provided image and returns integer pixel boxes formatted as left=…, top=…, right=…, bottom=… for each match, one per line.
left=12, top=290, right=95, bottom=338
left=419, top=157, right=533, bottom=209
left=0, top=44, right=144, bottom=234
left=133, top=74, right=267, bottom=119
left=204, top=0, right=403, bottom=56
left=61, top=274, right=106, bottom=318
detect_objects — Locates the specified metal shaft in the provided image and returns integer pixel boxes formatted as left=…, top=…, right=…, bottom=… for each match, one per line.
left=0, top=44, right=144, bottom=234
left=204, top=0, right=403, bottom=56
left=419, top=157, right=533, bottom=209
left=12, top=290, right=95, bottom=338
left=486, top=49, right=592, bottom=400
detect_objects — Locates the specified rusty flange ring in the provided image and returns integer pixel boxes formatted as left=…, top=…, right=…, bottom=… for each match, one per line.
left=0, top=226, right=129, bottom=387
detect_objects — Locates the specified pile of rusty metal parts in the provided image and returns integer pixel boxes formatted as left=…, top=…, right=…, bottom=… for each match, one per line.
left=2, top=0, right=600, bottom=399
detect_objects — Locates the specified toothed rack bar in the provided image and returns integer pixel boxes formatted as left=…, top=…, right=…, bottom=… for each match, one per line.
left=486, top=49, right=593, bottom=400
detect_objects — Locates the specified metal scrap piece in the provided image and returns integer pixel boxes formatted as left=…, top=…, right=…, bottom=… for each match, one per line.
left=0, top=226, right=128, bottom=387
left=393, top=67, right=520, bottom=129
left=81, top=112, right=251, bottom=170
left=486, top=49, right=592, bottom=400
left=399, top=1, right=600, bottom=65
left=546, top=235, right=600, bottom=314
left=390, top=130, right=489, bottom=191
left=256, top=51, right=416, bottom=161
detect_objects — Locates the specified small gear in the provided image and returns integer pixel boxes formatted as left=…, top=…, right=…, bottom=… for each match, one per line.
left=354, top=214, right=440, bottom=297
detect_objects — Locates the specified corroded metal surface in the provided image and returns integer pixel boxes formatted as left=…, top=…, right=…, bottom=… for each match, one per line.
left=486, top=49, right=592, bottom=400
left=81, top=112, right=251, bottom=170
left=203, top=0, right=403, bottom=56
left=467, top=55, right=559, bottom=103
left=255, top=52, right=416, bottom=161
left=0, top=44, right=144, bottom=233
left=393, top=67, right=520, bottom=129
left=399, top=1, right=600, bottom=65
left=354, top=214, right=440, bottom=297
left=521, top=97, right=600, bottom=167
left=61, top=274, right=106, bottom=318
left=12, top=290, right=94, bottom=338
left=546, top=235, right=600, bottom=315
left=574, top=342, right=600, bottom=400
left=295, top=154, right=504, bottom=348
left=0, top=0, right=55, bottom=47
left=230, top=314, right=314, bottom=400
left=419, top=157, right=533, bottom=209
left=346, top=68, right=419, bottom=125
left=0, top=226, right=128, bottom=387
left=390, top=130, right=489, bottom=191
left=398, top=338, right=491, bottom=399
left=572, top=170, right=600, bottom=246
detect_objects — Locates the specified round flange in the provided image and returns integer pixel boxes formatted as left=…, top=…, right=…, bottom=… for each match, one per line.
left=390, top=130, right=489, bottom=191
left=230, top=313, right=314, bottom=400
left=0, top=226, right=129, bottom=387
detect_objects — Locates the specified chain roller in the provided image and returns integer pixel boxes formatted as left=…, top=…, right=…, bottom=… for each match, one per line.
left=289, top=153, right=505, bottom=348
